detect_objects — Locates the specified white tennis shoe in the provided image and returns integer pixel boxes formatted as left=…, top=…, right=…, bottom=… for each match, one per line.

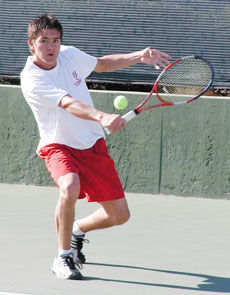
left=51, top=253, right=83, bottom=280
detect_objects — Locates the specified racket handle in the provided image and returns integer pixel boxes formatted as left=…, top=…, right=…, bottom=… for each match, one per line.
left=104, top=110, right=137, bottom=135
left=122, top=110, right=137, bottom=122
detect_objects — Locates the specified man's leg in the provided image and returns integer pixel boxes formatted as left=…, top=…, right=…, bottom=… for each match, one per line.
left=71, top=197, right=130, bottom=264
left=52, top=172, right=83, bottom=280
left=76, top=197, right=130, bottom=233
left=56, top=172, right=80, bottom=249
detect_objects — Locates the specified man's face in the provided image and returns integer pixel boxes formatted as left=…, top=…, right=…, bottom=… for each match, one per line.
left=28, top=29, right=61, bottom=70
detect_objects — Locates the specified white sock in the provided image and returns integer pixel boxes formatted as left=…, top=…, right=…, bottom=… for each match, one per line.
left=72, top=220, right=85, bottom=236
left=58, top=248, right=72, bottom=257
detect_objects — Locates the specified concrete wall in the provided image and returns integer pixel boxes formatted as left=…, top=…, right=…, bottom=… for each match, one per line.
left=1, top=85, right=230, bottom=199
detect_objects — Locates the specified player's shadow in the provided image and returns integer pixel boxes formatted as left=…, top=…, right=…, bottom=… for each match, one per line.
left=84, top=262, right=230, bottom=292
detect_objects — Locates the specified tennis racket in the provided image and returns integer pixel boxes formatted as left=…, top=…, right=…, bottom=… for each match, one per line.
left=105, top=55, right=214, bottom=134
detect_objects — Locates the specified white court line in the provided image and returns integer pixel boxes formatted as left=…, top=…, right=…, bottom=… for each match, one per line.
left=0, top=292, right=31, bottom=295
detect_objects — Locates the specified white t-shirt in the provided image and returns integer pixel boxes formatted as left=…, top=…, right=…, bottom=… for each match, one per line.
left=20, top=45, right=105, bottom=152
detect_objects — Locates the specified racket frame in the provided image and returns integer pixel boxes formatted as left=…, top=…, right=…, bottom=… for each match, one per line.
left=122, top=55, right=214, bottom=123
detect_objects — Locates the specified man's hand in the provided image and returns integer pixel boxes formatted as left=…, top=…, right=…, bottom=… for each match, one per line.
left=100, top=113, right=126, bottom=134
left=140, top=47, right=171, bottom=70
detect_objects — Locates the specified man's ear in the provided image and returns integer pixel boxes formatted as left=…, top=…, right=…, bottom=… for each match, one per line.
left=28, top=39, right=34, bottom=54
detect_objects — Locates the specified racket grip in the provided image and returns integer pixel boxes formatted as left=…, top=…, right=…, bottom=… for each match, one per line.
left=122, top=110, right=137, bottom=122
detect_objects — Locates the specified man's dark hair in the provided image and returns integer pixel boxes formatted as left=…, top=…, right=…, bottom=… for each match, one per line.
left=28, top=13, right=63, bottom=41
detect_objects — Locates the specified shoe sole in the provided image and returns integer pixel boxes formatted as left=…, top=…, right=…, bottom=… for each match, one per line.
left=51, top=266, right=83, bottom=280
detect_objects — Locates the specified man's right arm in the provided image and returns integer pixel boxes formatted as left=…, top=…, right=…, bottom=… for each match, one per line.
left=59, top=95, right=126, bottom=133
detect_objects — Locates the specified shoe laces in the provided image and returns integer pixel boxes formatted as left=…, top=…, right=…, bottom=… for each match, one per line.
left=61, top=254, right=76, bottom=270
left=71, top=235, right=89, bottom=252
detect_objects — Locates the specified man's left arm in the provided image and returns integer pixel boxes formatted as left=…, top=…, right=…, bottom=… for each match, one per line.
left=94, top=47, right=171, bottom=73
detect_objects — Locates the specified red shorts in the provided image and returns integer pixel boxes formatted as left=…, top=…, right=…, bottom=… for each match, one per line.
left=39, top=138, right=125, bottom=202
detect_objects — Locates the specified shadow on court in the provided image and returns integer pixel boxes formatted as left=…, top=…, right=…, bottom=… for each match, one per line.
left=85, top=262, right=230, bottom=293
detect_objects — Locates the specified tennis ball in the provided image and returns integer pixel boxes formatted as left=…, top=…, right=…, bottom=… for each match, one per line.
left=114, top=95, right=128, bottom=110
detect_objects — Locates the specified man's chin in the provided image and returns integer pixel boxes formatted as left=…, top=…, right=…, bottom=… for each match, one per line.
left=43, top=58, right=57, bottom=69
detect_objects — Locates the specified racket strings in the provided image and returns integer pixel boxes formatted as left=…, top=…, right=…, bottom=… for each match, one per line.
left=157, top=58, right=212, bottom=103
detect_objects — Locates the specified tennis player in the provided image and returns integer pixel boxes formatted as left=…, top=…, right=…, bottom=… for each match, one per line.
left=20, top=13, right=171, bottom=280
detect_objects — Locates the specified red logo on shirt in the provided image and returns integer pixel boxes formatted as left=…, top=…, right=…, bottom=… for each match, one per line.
left=72, top=71, right=82, bottom=87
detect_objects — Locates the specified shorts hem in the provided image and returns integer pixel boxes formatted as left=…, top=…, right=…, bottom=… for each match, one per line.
left=88, top=194, right=125, bottom=203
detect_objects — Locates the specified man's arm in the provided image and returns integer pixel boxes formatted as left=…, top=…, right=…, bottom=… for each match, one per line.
left=94, top=47, right=171, bottom=73
left=59, top=95, right=126, bottom=133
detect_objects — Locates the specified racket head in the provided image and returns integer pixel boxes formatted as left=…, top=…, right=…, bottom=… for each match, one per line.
left=154, top=55, right=214, bottom=105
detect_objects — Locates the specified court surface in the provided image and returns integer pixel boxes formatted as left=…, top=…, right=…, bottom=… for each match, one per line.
left=1, top=183, right=230, bottom=295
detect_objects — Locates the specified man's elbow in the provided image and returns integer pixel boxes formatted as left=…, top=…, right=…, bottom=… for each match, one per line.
left=94, top=58, right=106, bottom=73
left=58, top=95, right=73, bottom=109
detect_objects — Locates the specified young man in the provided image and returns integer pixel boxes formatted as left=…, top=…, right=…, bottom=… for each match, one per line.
left=20, top=14, right=171, bottom=280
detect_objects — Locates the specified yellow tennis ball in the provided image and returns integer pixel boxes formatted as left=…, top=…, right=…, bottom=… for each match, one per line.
left=114, top=95, right=128, bottom=110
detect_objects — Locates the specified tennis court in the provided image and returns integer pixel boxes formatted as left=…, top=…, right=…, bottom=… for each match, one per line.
left=1, top=183, right=230, bottom=295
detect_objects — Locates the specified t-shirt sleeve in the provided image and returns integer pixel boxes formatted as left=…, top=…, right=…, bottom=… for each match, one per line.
left=64, top=46, right=97, bottom=79
left=21, top=75, right=68, bottom=109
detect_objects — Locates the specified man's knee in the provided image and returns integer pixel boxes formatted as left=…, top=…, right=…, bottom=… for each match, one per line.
left=108, top=206, right=131, bottom=226
left=113, top=209, right=130, bottom=225
left=100, top=198, right=131, bottom=226
left=58, top=173, right=80, bottom=202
